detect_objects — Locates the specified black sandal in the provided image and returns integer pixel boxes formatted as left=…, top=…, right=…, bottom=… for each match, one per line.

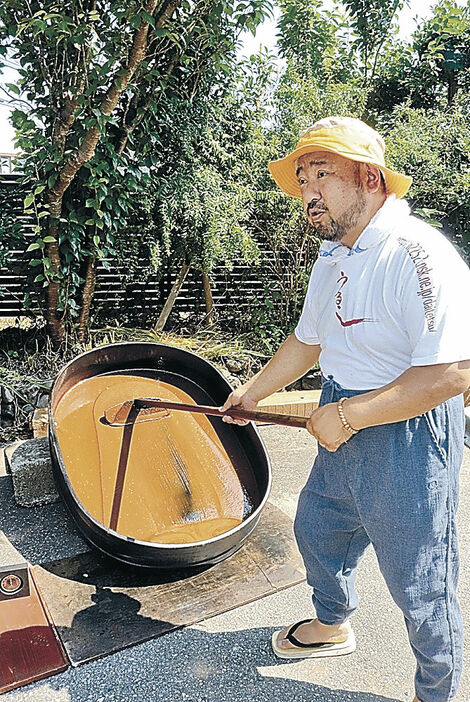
left=271, top=618, right=356, bottom=659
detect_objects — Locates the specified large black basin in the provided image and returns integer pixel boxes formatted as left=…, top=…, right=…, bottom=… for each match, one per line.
left=49, top=342, right=271, bottom=568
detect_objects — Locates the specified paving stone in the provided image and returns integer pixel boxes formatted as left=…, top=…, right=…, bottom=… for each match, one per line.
left=0, top=474, right=88, bottom=564
left=7, top=438, right=58, bottom=507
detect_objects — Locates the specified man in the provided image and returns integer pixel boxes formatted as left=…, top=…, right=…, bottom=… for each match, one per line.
left=221, top=116, right=470, bottom=702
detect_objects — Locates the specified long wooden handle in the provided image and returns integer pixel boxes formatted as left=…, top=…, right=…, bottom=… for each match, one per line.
left=128, top=398, right=309, bottom=429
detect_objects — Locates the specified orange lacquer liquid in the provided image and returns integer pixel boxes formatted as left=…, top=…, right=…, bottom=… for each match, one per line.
left=54, top=375, right=244, bottom=544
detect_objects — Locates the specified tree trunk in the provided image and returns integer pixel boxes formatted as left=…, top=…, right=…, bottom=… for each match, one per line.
left=77, top=255, right=97, bottom=343
left=447, top=74, right=458, bottom=105
left=155, top=261, right=190, bottom=332
left=202, top=271, right=214, bottom=326
left=44, top=202, right=65, bottom=346
left=44, top=0, right=171, bottom=347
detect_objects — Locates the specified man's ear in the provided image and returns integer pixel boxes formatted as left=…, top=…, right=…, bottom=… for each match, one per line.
left=362, top=164, right=383, bottom=194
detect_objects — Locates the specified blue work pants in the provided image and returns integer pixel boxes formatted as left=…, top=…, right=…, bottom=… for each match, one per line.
left=294, top=375, right=464, bottom=702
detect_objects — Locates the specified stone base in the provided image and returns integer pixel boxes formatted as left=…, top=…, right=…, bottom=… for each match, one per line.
left=6, top=438, right=58, bottom=508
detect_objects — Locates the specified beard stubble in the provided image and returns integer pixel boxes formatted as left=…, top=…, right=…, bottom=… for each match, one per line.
left=313, top=183, right=367, bottom=243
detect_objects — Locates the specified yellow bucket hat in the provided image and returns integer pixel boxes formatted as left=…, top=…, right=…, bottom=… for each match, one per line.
left=268, top=116, right=412, bottom=199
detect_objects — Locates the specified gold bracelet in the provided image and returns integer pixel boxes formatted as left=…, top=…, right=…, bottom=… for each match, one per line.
left=337, top=397, right=359, bottom=434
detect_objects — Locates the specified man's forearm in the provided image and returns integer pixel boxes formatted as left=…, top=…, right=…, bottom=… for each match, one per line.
left=345, top=361, right=470, bottom=431
left=245, top=333, right=321, bottom=402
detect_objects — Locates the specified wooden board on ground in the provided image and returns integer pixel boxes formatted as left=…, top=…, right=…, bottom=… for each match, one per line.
left=31, top=407, right=49, bottom=438
left=33, top=502, right=305, bottom=666
left=258, top=390, right=321, bottom=420
left=0, top=449, right=7, bottom=478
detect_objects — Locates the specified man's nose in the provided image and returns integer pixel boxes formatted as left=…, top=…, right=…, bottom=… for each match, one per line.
left=302, top=186, right=321, bottom=212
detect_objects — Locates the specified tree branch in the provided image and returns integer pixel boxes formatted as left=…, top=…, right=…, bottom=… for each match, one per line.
left=49, top=0, right=177, bottom=202
left=115, top=51, right=180, bottom=155
left=23, top=0, right=53, bottom=87
left=154, top=0, right=183, bottom=29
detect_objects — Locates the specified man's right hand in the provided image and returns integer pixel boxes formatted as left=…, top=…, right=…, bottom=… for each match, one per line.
left=218, top=334, right=320, bottom=426
left=220, top=383, right=259, bottom=426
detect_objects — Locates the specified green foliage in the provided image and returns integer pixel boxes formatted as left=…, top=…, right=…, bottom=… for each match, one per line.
left=366, top=40, right=414, bottom=113
left=342, top=0, right=404, bottom=84
left=273, top=65, right=369, bottom=150
left=370, top=0, right=470, bottom=112
left=229, top=189, right=320, bottom=352
left=159, top=164, right=260, bottom=273
left=409, top=0, right=470, bottom=107
left=113, top=88, right=266, bottom=285
left=236, top=47, right=279, bottom=118
left=277, top=0, right=354, bottom=83
left=0, top=0, right=272, bottom=336
left=383, top=99, right=470, bottom=256
left=1, top=0, right=470, bottom=351
left=276, top=0, right=405, bottom=88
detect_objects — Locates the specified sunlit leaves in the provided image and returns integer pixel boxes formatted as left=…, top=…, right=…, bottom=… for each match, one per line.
left=0, top=0, right=272, bottom=332
left=277, top=0, right=353, bottom=83
left=384, top=99, right=470, bottom=256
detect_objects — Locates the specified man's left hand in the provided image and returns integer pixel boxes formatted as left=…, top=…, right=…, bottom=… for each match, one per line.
left=306, top=402, right=353, bottom=451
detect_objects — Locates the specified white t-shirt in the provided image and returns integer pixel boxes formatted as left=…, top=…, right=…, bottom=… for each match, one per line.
left=295, top=195, right=470, bottom=390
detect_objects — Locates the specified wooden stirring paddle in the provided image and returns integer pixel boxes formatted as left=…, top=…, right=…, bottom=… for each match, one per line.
left=104, top=397, right=309, bottom=429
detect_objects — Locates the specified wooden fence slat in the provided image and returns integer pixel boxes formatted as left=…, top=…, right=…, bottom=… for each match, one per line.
left=0, top=175, right=297, bottom=321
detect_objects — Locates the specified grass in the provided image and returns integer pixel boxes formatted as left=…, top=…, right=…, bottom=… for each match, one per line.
left=88, top=325, right=268, bottom=362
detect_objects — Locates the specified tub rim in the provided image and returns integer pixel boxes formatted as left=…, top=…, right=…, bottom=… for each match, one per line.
left=49, top=341, right=272, bottom=552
